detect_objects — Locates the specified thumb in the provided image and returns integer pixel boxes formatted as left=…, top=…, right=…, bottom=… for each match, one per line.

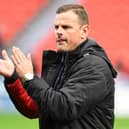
left=27, top=53, right=32, bottom=62
left=1, top=50, right=10, bottom=61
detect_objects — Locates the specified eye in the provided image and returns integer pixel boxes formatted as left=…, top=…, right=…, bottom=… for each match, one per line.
left=62, top=25, right=71, bottom=29
left=55, top=25, right=59, bottom=30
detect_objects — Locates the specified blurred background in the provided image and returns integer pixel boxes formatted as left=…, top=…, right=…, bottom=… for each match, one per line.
left=0, top=0, right=129, bottom=129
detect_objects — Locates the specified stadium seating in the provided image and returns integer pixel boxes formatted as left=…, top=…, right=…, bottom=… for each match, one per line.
left=0, top=0, right=48, bottom=44
left=33, top=0, right=129, bottom=75
left=0, top=0, right=129, bottom=75
left=78, top=0, right=129, bottom=74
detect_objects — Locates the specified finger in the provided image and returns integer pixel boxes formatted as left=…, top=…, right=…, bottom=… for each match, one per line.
left=12, top=47, right=26, bottom=63
left=1, top=50, right=10, bottom=61
left=11, top=55, right=18, bottom=66
left=27, top=53, right=32, bottom=62
left=15, top=47, right=26, bottom=60
left=12, top=48, right=21, bottom=64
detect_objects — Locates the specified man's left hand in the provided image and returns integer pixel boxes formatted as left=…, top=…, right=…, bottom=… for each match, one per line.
left=12, top=46, right=34, bottom=79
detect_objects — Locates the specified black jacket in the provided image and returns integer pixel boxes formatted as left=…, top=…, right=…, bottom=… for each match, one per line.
left=24, top=38, right=117, bottom=129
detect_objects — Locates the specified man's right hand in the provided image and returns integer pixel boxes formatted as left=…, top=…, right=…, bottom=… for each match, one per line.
left=0, top=50, right=15, bottom=77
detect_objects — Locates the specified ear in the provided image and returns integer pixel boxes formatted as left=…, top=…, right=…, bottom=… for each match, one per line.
left=80, top=24, right=89, bottom=40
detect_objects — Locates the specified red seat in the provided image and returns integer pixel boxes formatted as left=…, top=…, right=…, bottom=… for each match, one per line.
left=0, top=0, right=48, bottom=44
left=78, top=0, right=129, bottom=74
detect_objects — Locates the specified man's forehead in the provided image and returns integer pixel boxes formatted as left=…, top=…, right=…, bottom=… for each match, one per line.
left=55, top=11, right=80, bottom=24
left=56, top=10, right=79, bottom=18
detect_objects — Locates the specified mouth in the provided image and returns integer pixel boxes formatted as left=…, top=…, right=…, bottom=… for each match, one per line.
left=56, top=39, right=67, bottom=45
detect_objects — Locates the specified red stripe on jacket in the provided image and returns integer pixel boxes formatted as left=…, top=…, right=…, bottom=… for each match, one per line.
left=6, top=79, right=39, bottom=118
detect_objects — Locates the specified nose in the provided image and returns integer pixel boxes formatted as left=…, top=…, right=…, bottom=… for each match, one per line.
left=56, top=26, right=63, bottom=34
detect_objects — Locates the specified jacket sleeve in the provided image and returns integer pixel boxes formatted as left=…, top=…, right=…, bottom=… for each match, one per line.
left=23, top=55, right=112, bottom=122
left=4, top=76, right=39, bottom=119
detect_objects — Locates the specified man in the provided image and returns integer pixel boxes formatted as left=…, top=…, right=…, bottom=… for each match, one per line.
left=0, top=4, right=117, bottom=129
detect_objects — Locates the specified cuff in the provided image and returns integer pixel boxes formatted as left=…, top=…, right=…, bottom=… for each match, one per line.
left=5, top=70, right=19, bottom=84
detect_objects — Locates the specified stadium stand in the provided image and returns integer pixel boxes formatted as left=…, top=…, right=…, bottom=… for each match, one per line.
left=0, top=0, right=129, bottom=118
left=0, top=0, right=48, bottom=44
left=78, top=0, right=129, bottom=75
left=31, top=0, right=129, bottom=76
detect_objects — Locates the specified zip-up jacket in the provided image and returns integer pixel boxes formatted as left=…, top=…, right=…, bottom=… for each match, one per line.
left=5, top=38, right=117, bottom=129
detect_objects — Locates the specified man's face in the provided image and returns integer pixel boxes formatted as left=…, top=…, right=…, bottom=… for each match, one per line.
left=54, top=10, right=88, bottom=52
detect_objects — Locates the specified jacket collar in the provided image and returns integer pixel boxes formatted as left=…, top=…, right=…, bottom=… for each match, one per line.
left=43, top=38, right=117, bottom=78
left=42, top=39, right=88, bottom=65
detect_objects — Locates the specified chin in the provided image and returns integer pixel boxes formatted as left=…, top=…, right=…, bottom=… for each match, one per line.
left=57, top=47, right=66, bottom=52
left=57, top=49, right=65, bottom=52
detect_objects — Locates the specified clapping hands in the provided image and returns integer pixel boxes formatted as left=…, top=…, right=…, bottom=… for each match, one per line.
left=0, top=47, right=34, bottom=79
left=0, top=50, right=15, bottom=77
